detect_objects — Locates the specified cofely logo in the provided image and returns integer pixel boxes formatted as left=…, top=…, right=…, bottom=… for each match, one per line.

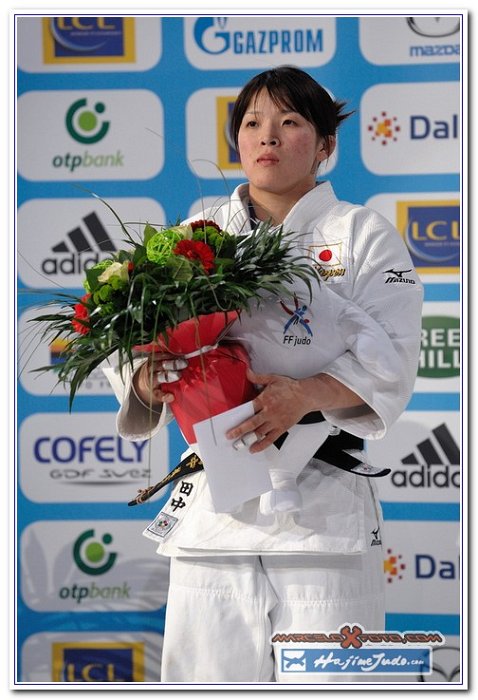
left=185, top=17, right=336, bottom=69
left=361, top=82, right=460, bottom=174
left=420, top=316, right=460, bottom=378
left=73, top=529, right=117, bottom=575
left=18, top=90, right=164, bottom=181
left=19, top=412, right=169, bottom=503
left=359, top=16, right=461, bottom=65
left=18, top=197, right=165, bottom=288
left=43, top=17, right=135, bottom=63
left=20, top=521, right=171, bottom=612
left=65, top=98, right=110, bottom=143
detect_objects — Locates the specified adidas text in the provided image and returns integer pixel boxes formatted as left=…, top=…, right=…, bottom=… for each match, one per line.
left=391, top=464, right=459, bottom=488
left=42, top=252, right=104, bottom=275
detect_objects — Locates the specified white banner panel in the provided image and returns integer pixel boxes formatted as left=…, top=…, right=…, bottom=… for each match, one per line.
left=17, top=17, right=162, bottom=73
left=20, top=520, right=170, bottom=612
left=361, top=82, right=460, bottom=175
left=184, top=16, right=336, bottom=69
left=366, top=191, right=460, bottom=283
left=415, top=301, right=460, bottom=393
left=18, top=197, right=166, bottom=289
left=369, top=412, right=460, bottom=503
left=359, top=16, right=461, bottom=65
left=384, top=520, right=460, bottom=615
left=19, top=412, right=169, bottom=503
left=18, top=306, right=116, bottom=397
left=18, top=90, right=164, bottom=181
left=21, top=631, right=163, bottom=682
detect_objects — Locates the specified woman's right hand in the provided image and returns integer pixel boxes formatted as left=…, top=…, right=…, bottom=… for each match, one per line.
left=133, top=354, right=188, bottom=407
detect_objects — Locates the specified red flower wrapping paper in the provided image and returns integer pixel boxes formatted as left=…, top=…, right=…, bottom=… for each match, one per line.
left=135, top=312, right=257, bottom=443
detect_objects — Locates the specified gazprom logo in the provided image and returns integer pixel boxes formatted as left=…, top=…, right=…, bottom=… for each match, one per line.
left=193, top=17, right=323, bottom=56
left=185, top=17, right=335, bottom=69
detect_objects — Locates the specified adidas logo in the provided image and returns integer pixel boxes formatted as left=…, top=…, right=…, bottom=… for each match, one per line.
left=391, top=423, right=460, bottom=489
left=41, top=211, right=117, bottom=275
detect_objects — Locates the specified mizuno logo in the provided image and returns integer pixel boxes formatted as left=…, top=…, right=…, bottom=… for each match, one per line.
left=383, top=268, right=412, bottom=279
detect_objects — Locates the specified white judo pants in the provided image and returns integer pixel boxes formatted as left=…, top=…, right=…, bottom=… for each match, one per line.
left=160, top=543, right=385, bottom=683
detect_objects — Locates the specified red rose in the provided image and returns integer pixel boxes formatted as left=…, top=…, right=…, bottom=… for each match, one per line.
left=72, top=294, right=91, bottom=335
left=189, top=219, right=222, bottom=233
left=173, top=239, right=215, bottom=273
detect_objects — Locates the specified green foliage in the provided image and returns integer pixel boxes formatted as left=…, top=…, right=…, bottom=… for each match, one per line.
left=30, top=216, right=320, bottom=408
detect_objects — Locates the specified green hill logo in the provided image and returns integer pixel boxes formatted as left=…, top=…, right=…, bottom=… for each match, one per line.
left=419, top=316, right=460, bottom=378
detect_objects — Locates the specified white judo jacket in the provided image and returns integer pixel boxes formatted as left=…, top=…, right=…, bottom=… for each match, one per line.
left=104, top=181, right=423, bottom=556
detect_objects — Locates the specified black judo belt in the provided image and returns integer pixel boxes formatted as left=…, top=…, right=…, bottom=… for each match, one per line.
left=128, top=411, right=390, bottom=506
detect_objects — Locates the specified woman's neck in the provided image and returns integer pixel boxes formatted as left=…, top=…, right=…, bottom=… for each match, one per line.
left=248, top=182, right=317, bottom=225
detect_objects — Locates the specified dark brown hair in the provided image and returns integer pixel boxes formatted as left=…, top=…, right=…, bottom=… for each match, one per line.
left=229, top=65, right=352, bottom=155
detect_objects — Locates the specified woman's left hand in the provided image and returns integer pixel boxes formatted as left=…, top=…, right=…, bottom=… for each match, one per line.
left=225, top=368, right=315, bottom=454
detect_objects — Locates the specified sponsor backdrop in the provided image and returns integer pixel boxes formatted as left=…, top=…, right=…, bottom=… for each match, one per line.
left=16, top=14, right=463, bottom=685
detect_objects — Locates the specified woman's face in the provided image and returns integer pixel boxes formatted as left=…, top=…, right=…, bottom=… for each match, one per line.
left=237, top=90, right=330, bottom=203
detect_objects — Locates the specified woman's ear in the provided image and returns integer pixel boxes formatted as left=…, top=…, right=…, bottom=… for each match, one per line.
left=317, top=135, right=337, bottom=161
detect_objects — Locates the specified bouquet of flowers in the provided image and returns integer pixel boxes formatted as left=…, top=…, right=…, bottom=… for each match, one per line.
left=32, top=202, right=320, bottom=444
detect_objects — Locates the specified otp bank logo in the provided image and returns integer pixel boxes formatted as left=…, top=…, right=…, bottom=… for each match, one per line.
left=73, top=529, right=117, bottom=576
left=42, top=17, right=135, bottom=64
left=52, top=641, right=144, bottom=682
left=361, top=82, right=460, bottom=174
left=65, top=98, right=109, bottom=144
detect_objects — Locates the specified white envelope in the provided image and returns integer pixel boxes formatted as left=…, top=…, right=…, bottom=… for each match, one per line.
left=193, top=401, right=273, bottom=513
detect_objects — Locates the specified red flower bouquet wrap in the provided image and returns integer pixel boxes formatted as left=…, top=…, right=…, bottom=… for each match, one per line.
left=135, top=312, right=257, bottom=444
